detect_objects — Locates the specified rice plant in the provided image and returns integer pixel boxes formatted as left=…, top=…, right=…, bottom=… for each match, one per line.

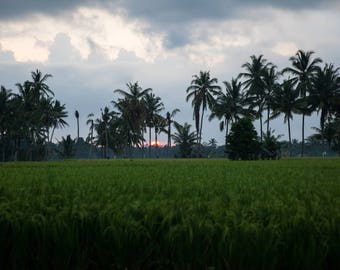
left=0, top=159, right=339, bottom=269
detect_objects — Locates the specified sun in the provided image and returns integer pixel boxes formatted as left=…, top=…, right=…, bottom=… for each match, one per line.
left=150, top=141, right=164, bottom=147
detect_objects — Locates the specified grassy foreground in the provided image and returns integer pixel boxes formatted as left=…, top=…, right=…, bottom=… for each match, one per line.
left=0, top=159, right=339, bottom=269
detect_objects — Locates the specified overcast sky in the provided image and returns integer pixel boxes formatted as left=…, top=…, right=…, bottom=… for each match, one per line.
left=1, top=0, right=340, bottom=145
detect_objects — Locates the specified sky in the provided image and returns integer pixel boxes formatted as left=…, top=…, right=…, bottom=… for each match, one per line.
left=1, top=0, right=340, bottom=145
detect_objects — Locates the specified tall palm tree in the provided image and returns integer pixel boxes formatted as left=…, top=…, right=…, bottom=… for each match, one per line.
left=39, top=96, right=54, bottom=142
left=263, top=65, right=280, bottom=133
left=270, top=79, right=301, bottom=156
left=282, top=50, right=322, bottom=156
left=309, top=63, right=340, bottom=152
left=186, top=71, right=221, bottom=145
left=153, top=114, right=166, bottom=157
left=86, top=113, right=95, bottom=158
left=144, top=92, right=164, bottom=157
left=165, top=109, right=180, bottom=148
left=0, top=86, right=12, bottom=161
left=113, top=82, right=151, bottom=151
left=94, top=107, right=116, bottom=158
left=311, top=123, right=337, bottom=152
left=75, top=110, right=80, bottom=142
left=240, top=55, right=270, bottom=142
left=49, top=100, right=68, bottom=143
left=210, top=78, right=246, bottom=147
left=15, top=81, right=39, bottom=160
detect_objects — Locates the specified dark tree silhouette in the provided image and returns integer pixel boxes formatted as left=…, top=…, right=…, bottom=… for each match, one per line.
left=282, top=50, right=322, bottom=156
left=75, top=110, right=80, bottom=142
left=186, top=71, right=221, bottom=145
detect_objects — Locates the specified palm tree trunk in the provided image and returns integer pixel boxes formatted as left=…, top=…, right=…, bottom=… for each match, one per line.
left=168, top=121, right=171, bottom=147
left=288, top=117, right=291, bottom=157
left=149, top=126, right=152, bottom=158
left=200, top=108, right=204, bottom=145
left=1, top=131, right=5, bottom=162
left=301, top=113, right=305, bottom=157
left=89, top=125, right=93, bottom=158
left=199, top=108, right=205, bottom=157
left=321, top=121, right=325, bottom=154
left=267, top=108, right=270, bottom=134
left=105, top=127, right=108, bottom=158
left=50, top=126, right=56, bottom=143
left=2, top=133, right=5, bottom=162
left=167, top=122, right=171, bottom=158
left=259, top=113, right=263, bottom=142
left=225, top=119, right=229, bottom=155
left=77, top=118, right=79, bottom=142
left=14, top=136, right=19, bottom=161
left=155, top=128, right=158, bottom=158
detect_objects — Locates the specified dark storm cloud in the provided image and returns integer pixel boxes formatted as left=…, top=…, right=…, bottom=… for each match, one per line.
left=0, top=0, right=336, bottom=20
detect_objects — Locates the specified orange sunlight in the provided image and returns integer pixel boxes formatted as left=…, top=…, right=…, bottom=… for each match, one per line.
left=150, top=141, right=165, bottom=147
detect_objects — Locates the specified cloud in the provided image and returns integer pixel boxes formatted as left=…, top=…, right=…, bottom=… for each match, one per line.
left=1, top=1, right=339, bottom=144
left=0, top=7, right=166, bottom=63
left=1, top=0, right=336, bottom=20
left=272, top=42, right=298, bottom=57
left=48, top=33, right=82, bottom=64
left=1, top=0, right=338, bottom=49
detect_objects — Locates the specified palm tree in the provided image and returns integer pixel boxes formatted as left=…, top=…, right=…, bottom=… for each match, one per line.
left=165, top=109, right=180, bottom=151
left=186, top=71, right=221, bottom=145
left=94, top=107, right=116, bottom=158
left=153, top=114, right=166, bottom=157
left=172, top=122, right=197, bottom=158
left=86, top=113, right=95, bottom=158
left=113, top=82, right=151, bottom=152
left=270, top=79, right=301, bottom=156
left=262, top=129, right=282, bottom=159
left=0, top=86, right=12, bottom=161
left=309, top=63, right=340, bottom=152
left=240, top=55, right=270, bottom=142
left=75, top=110, right=80, bottom=142
left=144, top=92, right=164, bottom=157
left=311, top=123, right=337, bottom=152
left=282, top=50, right=322, bottom=156
left=40, top=97, right=54, bottom=142
left=210, top=78, right=246, bottom=147
left=263, top=65, right=280, bottom=133
left=56, top=135, right=75, bottom=159
left=29, top=69, right=54, bottom=100
left=49, top=100, right=68, bottom=143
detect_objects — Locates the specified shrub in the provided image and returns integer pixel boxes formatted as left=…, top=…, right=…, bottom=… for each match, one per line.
left=226, top=118, right=260, bottom=160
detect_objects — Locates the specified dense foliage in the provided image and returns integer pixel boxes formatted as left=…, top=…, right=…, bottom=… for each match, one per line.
left=0, top=71, right=68, bottom=161
left=1, top=49, right=340, bottom=160
left=226, top=118, right=261, bottom=160
left=0, top=159, right=339, bottom=269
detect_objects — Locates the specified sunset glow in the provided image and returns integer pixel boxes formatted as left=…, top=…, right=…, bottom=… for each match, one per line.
left=150, top=141, right=164, bottom=147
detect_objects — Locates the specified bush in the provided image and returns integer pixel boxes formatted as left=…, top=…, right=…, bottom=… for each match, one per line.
left=226, top=118, right=261, bottom=160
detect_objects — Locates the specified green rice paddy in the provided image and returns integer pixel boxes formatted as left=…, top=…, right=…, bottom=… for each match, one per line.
left=0, top=159, right=339, bottom=269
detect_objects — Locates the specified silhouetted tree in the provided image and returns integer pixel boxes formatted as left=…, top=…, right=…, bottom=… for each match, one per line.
left=226, top=118, right=260, bottom=160
left=186, top=71, right=221, bottom=145
left=282, top=50, right=322, bottom=156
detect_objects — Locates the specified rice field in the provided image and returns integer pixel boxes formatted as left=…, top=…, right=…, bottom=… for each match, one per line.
left=0, top=159, right=339, bottom=269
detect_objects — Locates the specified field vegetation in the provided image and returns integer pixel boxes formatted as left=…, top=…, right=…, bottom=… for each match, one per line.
left=0, top=159, right=339, bottom=269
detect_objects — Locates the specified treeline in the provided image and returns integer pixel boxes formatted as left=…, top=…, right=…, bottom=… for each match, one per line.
left=1, top=49, right=340, bottom=161
left=92, top=49, right=340, bottom=158
left=0, top=70, right=68, bottom=161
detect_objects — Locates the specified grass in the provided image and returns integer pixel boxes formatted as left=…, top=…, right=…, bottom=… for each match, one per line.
left=0, top=158, right=339, bottom=269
